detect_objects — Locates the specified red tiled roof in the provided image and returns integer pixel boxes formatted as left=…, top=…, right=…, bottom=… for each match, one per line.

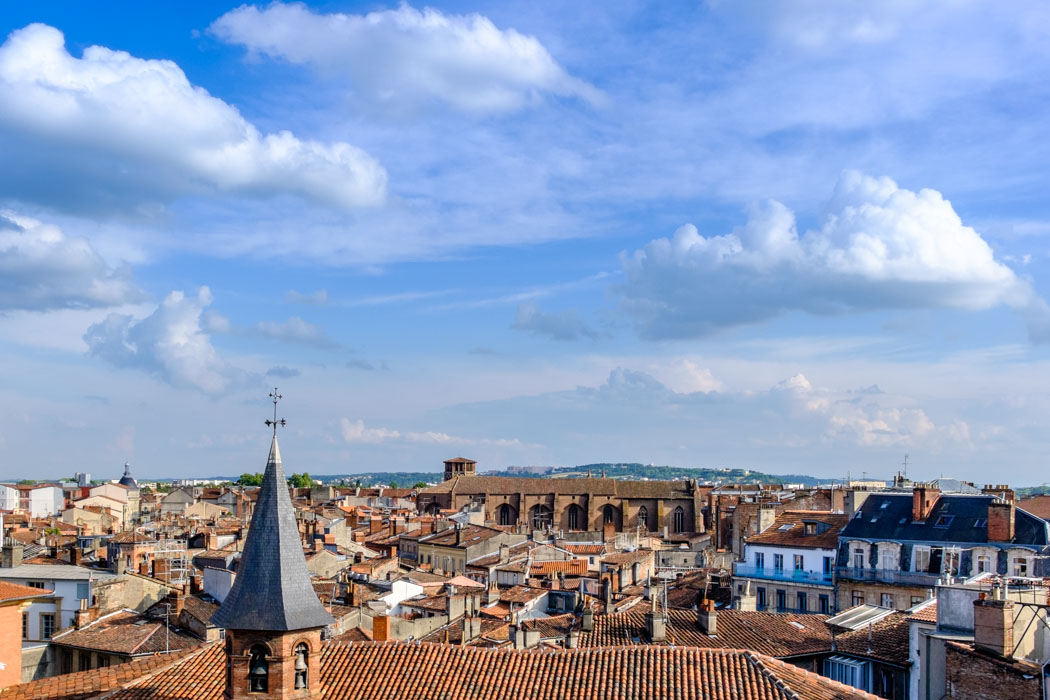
left=0, top=581, right=53, bottom=602
left=0, top=645, right=206, bottom=700
left=90, top=640, right=879, bottom=699
left=582, top=604, right=833, bottom=658
left=51, top=610, right=202, bottom=655
left=745, top=511, right=849, bottom=549
left=1019, top=495, right=1050, bottom=521
left=906, top=601, right=938, bottom=624
left=530, top=560, right=588, bottom=576
left=562, top=544, right=605, bottom=555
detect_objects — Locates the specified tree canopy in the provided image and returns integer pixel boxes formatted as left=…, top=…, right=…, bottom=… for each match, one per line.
left=287, top=472, right=314, bottom=489
left=237, top=472, right=264, bottom=486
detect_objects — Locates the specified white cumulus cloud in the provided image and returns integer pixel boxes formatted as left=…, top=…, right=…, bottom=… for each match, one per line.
left=0, top=23, right=386, bottom=213
left=0, top=211, right=143, bottom=311
left=339, top=417, right=524, bottom=447
left=210, top=2, right=601, bottom=114
left=83, top=287, right=253, bottom=394
left=620, top=171, right=1046, bottom=340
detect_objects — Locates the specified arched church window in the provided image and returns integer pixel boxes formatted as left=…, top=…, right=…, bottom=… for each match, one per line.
left=294, top=642, right=309, bottom=690
left=248, top=645, right=269, bottom=693
left=673, top=507, right=685, bottom=533
left=637, top=506, right=648, bottom=530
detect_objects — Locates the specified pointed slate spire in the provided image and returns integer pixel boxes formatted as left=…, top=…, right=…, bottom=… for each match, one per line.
left=211, top=435, right=333, bottom=631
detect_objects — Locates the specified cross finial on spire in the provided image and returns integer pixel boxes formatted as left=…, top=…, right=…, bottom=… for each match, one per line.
left=265, top=388, right=286, bottom=437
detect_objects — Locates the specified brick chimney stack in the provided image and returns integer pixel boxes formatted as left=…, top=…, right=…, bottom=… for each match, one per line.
left=973, top=598, right=1014, bottom=657
left=912, top=484, right=940, bottom=522
left=987, top=501, right=1016, bottom=543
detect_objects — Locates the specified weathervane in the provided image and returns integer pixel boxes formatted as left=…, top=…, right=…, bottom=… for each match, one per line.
left=265, top=388, right=286, bottom=437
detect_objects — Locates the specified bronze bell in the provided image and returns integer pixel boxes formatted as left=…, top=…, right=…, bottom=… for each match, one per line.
left=294, top=651, right=307, bottom=672
left=249, top=658, right=268, bottom=677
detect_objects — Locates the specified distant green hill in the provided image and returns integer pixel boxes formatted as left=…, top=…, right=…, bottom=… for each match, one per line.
left=195, top=463, right=822, bottom=488
left=485, top=463, right=821, bottom=486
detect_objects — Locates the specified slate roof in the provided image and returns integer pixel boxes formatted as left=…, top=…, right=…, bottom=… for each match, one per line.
left=210, top=437, right=334, bottom=632
left=840, top=493, right=1049, bottom=545
left=4, top=639, right=878, bottom=699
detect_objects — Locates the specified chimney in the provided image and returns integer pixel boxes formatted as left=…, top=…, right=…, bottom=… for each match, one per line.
left=369, top=517, right=383, bottom=535
left=455, top=522, right=463, bottom=546
left=487, top=579, right=500, bottom=605
left=697, top=598, right=717, bottom=636
left=973, top=599, right=1014, bottom=658
left=462, top=614, right=482, bottom=644
left=982, top=485, right=1015, bottom=503
left=1, top=540, right=23, bottom=568
left=567, top=628, right=579, bottom=648
left=523, top=626, right=540, bottom=649
left=498, top=543, right=509, bottom=564
left=582, top=606, right=594, bottom=632
left=602, top=578, right=612, bottom=609
left=646, top=608, right=666, bottom=642
left=912, top=484, right=940, bottom=522
left=372, top=614, right=390, bottom=642
left=168, top=590, right=185, bottom=620
left=756, top=504, right=778, bottom=534
left=736, top=580, right=756, bottom=612
left=988, top=501, right=1016, bottom=543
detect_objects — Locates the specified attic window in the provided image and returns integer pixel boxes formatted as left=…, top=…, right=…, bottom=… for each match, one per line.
left=899, top=517, right=907, bottom=524
left=777, top=524, right=794, bottom=532
left=870, top=517, right=878, bottom=523
left=934, top=515, right=954, bottom=528
left=974, top=519, right=987, bottom=528
left=880, top=501, right=890, bottom=509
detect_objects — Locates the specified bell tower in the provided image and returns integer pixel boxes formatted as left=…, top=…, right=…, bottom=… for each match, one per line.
left=212, top=390, right=333, bottom=699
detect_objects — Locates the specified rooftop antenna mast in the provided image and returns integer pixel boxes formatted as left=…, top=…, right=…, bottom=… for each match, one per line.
left=265, top=388, right=286, bottom=437
left=901, top=454, right=909, bottom=480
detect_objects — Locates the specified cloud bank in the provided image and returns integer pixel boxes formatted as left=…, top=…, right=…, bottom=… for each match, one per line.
left=620, top=171, right=1046, bottom=340
left=211, top=3, right=601, bottom=114
left=339, top=418, right=524, bottom=448
left=0, top=23, right=386, bottom=213
left=0, top=212, right=142, bottom=311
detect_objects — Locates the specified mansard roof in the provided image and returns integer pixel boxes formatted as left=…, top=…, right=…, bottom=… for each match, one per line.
left=210, top=437, right=334, bottom=632
left=841, top=493, right=1049, bottom=546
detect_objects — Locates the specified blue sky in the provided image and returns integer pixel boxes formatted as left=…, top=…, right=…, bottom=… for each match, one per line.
left=1, top=2, right=1049, bottom=483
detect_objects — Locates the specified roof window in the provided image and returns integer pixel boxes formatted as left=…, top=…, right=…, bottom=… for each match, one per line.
left=933, top=515, right=954, bottom=528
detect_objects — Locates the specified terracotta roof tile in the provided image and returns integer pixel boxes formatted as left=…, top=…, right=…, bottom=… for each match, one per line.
left=2, top=639, right=879, bottom=699
left=745, top=511, right=849, bottom=549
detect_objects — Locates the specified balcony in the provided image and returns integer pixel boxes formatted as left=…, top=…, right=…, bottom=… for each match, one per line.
left=732, top=563, right=833, bottom=586
left=835, top=566, right=942, bottom=586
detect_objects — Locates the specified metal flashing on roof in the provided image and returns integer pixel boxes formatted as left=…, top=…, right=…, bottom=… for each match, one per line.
left=825, top=604, right=896, bottom=631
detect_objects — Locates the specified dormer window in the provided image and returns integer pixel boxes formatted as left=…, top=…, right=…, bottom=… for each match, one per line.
left=804, top=522, right=817, bottom=535
left=294, top=642, right=309, bottom=690
left=248, top=645, right=268, bottom=693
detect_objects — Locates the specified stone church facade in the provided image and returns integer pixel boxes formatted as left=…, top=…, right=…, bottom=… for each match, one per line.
left=418, top=474, right=707, bottom=535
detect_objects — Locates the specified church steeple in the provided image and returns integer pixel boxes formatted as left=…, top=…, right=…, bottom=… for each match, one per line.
left=212, top=391, right=331, bottom=698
